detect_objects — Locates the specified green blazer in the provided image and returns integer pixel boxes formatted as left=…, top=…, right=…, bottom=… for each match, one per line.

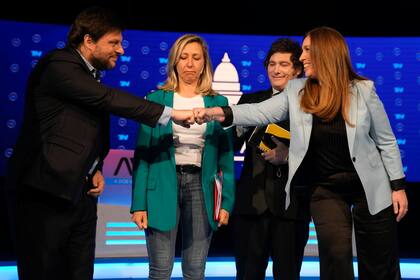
left=131, top=90, right=235, bottom=231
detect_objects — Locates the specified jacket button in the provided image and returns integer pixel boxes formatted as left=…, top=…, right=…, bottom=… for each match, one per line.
left=352, top=157, right=356, bottom=162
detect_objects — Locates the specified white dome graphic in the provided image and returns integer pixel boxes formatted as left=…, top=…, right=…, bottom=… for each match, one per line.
left=212, top=52, right=243, bottom=105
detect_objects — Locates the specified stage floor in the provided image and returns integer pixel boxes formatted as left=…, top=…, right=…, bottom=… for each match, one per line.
left=1, top=257, right=420, bottom=279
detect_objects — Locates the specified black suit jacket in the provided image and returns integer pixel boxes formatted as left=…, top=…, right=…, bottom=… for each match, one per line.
left=6, top=47, right=164, bottom=203
left=233, top=89, right=310, bottom=220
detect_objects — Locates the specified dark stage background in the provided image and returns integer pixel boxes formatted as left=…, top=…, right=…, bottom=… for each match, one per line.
left=1, top=1, right=419, bottom=261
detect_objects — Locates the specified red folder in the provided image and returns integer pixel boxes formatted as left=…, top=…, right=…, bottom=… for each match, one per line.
left=213, top=171, right=223, bottom=221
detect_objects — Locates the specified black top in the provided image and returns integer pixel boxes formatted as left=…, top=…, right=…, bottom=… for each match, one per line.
left=306, top=113, right=357, bottom=185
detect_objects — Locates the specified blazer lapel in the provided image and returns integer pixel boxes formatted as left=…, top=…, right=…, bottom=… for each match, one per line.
left=203, top=95, right=214, bottom=137
left=163, top=91, right=176, bottom=166
left=297, top=89, right=313, bottom=149
left=302, top=112, right=312, bottom=148
left=163, top=91, right=174, bottom=132
left=346, top=85, right=358, bottom=156
left=261, top=89, right=273, bottom=100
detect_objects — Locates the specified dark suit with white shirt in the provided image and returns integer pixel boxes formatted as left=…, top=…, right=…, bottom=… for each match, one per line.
left=6, top=47, right=165, bottom=280
left=232, top=89, right=310, bottom=280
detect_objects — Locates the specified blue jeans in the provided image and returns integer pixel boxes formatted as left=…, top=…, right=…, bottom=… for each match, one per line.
left=145, top=171, right=213, bottom=280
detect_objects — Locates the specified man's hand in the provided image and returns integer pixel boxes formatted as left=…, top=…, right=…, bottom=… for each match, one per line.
left=87, top=170, right=105, bottom=197
left=392, top=189, right=408, bottom=222
left=262, top=136, right=289, bottom=165
left=132, top=211, right=148, bottom=230
left=172, top=109, right=195, bottom=128
left=193, top=107, right=225, bottom=124
left=218, top=209, right=230, bottom=227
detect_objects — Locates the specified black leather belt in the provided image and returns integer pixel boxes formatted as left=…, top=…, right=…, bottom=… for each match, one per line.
left=176, top=165, right=201, bottom=174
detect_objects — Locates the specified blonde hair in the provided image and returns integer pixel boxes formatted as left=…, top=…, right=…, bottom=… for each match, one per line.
left=159, top=34, right=215, bottom=96
left=300, top=26, right=366, bottom=125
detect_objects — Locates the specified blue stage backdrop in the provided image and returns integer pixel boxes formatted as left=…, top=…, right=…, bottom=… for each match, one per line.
left=1, top=20, right=420, bottom=181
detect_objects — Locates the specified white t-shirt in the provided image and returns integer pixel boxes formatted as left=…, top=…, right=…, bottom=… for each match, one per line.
left=172, top=92, right=207, bottom=167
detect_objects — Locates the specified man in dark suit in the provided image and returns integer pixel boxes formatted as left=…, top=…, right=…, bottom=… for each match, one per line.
left=5, top=7, right=193, bottom=280
left=232, top=38, right=310, bottom=280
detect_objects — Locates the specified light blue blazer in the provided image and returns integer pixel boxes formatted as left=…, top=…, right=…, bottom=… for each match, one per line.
left=231, top=78, right=405, bottom=215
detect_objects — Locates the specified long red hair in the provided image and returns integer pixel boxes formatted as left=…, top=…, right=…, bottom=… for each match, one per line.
left=300, top=27, right=366, bottom=125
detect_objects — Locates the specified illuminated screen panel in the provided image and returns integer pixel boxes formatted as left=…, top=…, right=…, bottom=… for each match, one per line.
left=1, top=21, right=419, bottom=181
left=1, top=20, right=419, bottom=257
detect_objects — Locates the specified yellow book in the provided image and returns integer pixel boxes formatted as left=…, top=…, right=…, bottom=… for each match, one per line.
left=248, top=123, right=290, bottom=152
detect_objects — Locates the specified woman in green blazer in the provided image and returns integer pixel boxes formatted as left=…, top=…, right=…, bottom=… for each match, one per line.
left=131, top=34, right=234, bottom=280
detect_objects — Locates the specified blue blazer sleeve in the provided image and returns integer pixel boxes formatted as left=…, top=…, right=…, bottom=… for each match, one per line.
left=230, top=79, right=305, bottom=126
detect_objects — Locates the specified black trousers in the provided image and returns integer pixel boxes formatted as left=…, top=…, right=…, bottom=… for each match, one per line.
left=16, top=185, right=97, bottom=280
left=311, top=179, right=401, bottom=280
left=233, top=211, right=309, bottom=280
